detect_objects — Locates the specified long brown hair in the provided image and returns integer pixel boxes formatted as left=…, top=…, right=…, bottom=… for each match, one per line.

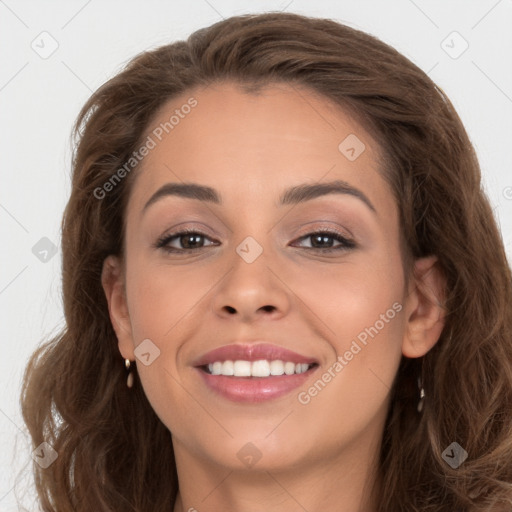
left=19, top=12, right=512, bottom=511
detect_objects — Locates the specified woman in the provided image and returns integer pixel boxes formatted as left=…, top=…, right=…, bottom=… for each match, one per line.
left=20, top=11, right=512, bottom=512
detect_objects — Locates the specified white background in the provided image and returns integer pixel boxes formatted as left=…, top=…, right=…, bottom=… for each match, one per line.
left=1, top=1, right=511, bottom=509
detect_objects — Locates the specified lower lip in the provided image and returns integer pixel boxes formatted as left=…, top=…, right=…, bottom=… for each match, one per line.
left=195, top=366, right=318, bottom=403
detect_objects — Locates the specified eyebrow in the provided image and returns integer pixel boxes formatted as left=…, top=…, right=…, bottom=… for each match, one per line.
left=141, top=179, right=376, bottom=215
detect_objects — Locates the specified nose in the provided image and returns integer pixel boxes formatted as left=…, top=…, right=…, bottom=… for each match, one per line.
left=212, top=245, right=291, bottom=323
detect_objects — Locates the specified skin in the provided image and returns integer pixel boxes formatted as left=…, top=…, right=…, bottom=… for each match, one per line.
left=102, top=81, right=446, bottom=512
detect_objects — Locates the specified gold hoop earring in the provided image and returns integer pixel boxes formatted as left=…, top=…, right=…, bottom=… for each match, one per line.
left=125, top=358, right=134, bottom=389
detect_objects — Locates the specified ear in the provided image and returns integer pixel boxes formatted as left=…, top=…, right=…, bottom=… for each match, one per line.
left=402, top=255, right=446, bottom=358
left=101, top=255, right=135, bottom=361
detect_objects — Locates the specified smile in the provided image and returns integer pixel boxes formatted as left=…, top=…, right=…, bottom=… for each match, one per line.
left=193, top=342, right=319, bottom=402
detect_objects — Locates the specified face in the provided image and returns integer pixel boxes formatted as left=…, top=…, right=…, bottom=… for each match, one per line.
left=103, top=81, right=444, bottom=477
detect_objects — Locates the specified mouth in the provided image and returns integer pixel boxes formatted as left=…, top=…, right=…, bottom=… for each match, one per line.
left=192, top=342, right=320, bottom=402
left=194, top=353, right=319, bottom=403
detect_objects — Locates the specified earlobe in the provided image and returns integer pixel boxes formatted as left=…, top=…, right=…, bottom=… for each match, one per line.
left=402, top=255, right=447, bottom=358
left=101, top=255, right=135, bottom=360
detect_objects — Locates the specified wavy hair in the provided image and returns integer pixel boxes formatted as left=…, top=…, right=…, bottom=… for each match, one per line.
left=19, top=11, right=512, bottom=511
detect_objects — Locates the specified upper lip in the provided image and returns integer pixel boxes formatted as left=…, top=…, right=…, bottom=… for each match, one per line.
left=192, top=343, right=318, bottom=367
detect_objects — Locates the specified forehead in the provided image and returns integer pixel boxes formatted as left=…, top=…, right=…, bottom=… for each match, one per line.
left=126, top=81, right=390, bottom=215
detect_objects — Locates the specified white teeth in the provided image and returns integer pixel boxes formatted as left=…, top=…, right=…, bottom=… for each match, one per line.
left=251, top=360, right=270, bottom=377
left=233, top=360, right=252, bottom=377
left=269, top=360, right=284, bottom=375
left=222, top=360, right=234, bottom=375
left=205, top=359, right=313, bottom=377
left=284, top=361, right=296, bottom=375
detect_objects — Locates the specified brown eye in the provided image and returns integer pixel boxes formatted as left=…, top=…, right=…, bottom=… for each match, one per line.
left=156, top=230, right=218, bottom=253
left=292, top=230, right=356, bottom=252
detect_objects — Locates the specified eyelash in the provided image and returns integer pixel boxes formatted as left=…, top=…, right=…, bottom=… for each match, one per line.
left=155, top=227, right=356, bottom=254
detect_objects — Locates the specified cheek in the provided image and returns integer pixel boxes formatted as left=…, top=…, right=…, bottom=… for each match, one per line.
left=123, top=260, right=212, bottom=430
left=125, top=258, right=213, bottom=340
left=290, top=262, right=405, bottom=445
left=290, top=257, right=405, bottom=346
left=279, top=264, right=406, bottom=461
left=291, top=256, right=405, bottom=399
